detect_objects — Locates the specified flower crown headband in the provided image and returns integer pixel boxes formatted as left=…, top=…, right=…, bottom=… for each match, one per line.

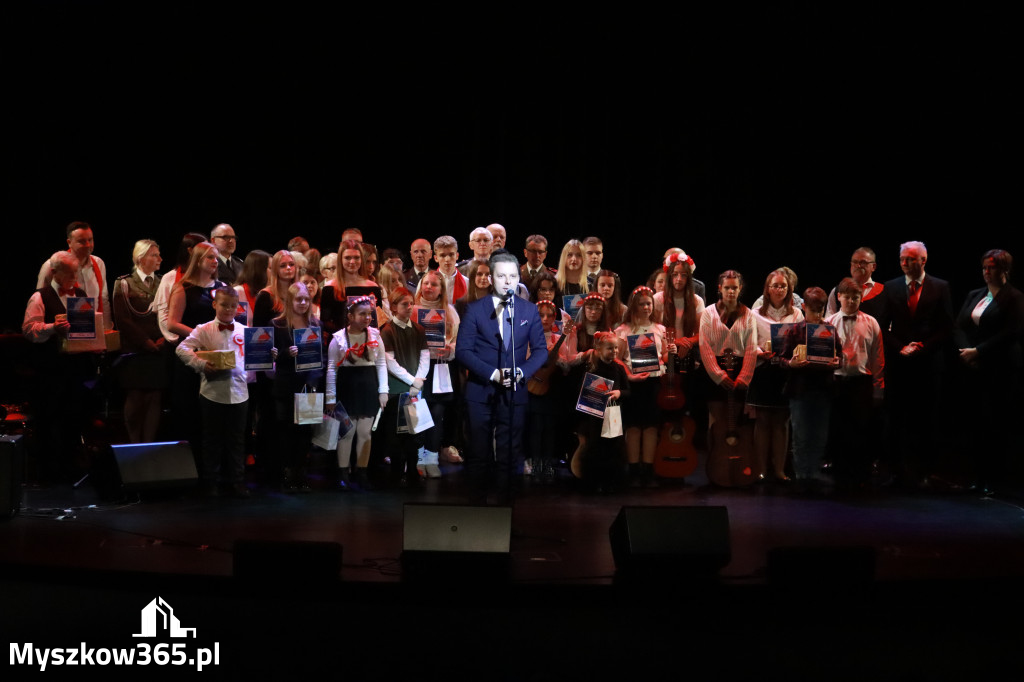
left=663, top=251, right=695, bottom=272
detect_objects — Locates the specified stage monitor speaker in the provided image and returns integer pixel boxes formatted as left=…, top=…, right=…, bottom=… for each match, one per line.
left=110, top=441, right=198, bottom=493
left=233, top=540, right=343, bottom=584
left=609, top=505, right=730, bottom=579
left=401, top=503, right=512, bottom=582
left=0, top=434, right=26, bottom=519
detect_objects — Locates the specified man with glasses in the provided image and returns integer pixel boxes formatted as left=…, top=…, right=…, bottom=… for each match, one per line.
left=457, top=227, right=494, bottom=276
left=826, top=247, right=887, bottom=321
left=520, top=234, right=555, bottom=286
left=211, top=223, right=243, bottom=284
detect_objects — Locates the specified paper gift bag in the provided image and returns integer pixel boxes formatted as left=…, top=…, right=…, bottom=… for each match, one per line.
left=294, top=388, right=324, bottom=425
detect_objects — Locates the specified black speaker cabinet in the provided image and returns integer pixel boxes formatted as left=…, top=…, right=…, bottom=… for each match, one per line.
left=609, top=505, right=731, bottom=578
left=0, top=434, right=26, bottom=519
left=110, top=440, right=198, bottom=493
left=401, top=503, right=512, bottom=582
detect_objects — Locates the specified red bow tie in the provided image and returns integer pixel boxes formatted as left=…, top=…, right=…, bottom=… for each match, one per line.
left=59, top=288, right=77, bottom=297
left=218, top=323, right=234, bottom=332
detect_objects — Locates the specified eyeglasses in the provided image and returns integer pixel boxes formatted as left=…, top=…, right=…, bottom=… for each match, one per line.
left=769, top=284, right=788, bottom=290
left=213, top=235, right=236, bottom=241
left=851, top=259, right=874, bottom=267
left=526, top=248, right=547, bottom=255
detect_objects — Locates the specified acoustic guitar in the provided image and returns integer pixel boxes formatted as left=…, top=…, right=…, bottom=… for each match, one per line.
left=527, top=319, right=575, bottom=396
left=654, top=328, right=698, bottom=479
left=706, top=348, right=757, bottom=487
left=656, top=328, right=686, bottom=411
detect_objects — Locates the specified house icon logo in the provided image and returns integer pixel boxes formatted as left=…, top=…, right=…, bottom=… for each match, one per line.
left=132, top=597, right=197, bottom=638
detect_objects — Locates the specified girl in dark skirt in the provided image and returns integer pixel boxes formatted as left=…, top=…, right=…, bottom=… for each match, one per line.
left=614, top=286, right=670, bottom=487
left=270, top=282, right=323, bottom=492
left=575, top=332, right=629, bottom=492
left=326, top=296, right=389, bottom=490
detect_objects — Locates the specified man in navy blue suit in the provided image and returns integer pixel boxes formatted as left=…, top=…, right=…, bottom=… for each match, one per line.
left=455, top=251, right=547, bottom=505
left=882, top=240, right=954, bottom=488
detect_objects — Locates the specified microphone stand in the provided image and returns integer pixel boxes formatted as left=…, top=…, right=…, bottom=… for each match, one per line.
left=505, top=290, right=518, bottom=507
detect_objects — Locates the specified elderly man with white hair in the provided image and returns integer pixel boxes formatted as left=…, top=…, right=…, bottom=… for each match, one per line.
left=457, top=226, right=494, bottom=276
left=882, top=240, right=954, bottom=490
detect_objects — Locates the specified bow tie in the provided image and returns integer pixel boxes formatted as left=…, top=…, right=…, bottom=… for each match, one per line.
left=843, top=315, right=857, bottom=321
left=218, top=323, right=234, bottom=332
left=59, top=288, right=77, bottom=297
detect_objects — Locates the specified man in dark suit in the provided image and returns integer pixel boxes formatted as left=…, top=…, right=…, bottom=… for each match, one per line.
left=882, top=240, right=954, bottom=488
left=403, top=238, right=432, bottom=290
left=455, top=252, right=547, bottom=505
left=520, top=234, right=557, bottom=288
left=211, top=223, right=243, bottom=284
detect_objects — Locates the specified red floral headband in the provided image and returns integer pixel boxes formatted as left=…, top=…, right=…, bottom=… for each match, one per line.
left=663, top=251, right=695, bottom=272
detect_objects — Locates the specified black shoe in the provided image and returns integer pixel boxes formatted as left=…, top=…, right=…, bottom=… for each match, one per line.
left=354, top=469, right=373, bottom=491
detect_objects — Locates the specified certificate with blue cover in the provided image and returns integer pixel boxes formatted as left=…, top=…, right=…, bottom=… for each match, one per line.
left=770, top=323, right=803, bottom=362
left=806, top=323, right=837, bottom=363
left=416, top=308, right=446, bottom=350
left=563, top=294, right=584, bottom=321
left=576, top=372, right=615, bottom=418
left=293, top=327, right=324, bottom=371
left=627, top=333, right=660, bottom=375
left=244, top=327, right=275, bottom=371
left=66, top=297, right=97, bottom=339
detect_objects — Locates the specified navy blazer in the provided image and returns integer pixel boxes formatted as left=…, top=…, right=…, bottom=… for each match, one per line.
left=955, top=285, right=1024, bottom=372
left=455, top=295, right=547, bottom=405
left=882, top=273, right=954, bottom=364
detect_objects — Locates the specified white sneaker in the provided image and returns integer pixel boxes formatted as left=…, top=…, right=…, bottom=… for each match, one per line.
left=420, top=450, right=441, bottom=478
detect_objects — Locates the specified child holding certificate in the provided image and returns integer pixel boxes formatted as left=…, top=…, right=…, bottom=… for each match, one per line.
left=574, top=332, right=628, bottom=492
left=270, top=282, right=323, bottom=493
left=326, top=295, right=389, bottom=491
left=175, top=287, right=253, bottom=498
left=781, top=287, right=838, bottom=493
left=413, top=270, right=461, bottom=476
left=614, top=286, right=670, bottom=487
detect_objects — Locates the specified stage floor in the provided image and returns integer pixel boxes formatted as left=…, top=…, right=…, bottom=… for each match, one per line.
left=3, top=456, right=1023, bottom=584
left=4, top=454, right=1024, bottom=679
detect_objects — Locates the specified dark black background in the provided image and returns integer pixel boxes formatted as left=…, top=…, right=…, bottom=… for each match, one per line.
left=8, top=3, right=1019, bottom=331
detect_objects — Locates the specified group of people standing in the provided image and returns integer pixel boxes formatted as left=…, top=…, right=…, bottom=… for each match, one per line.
left=22, top=219, right=1023, bottom=501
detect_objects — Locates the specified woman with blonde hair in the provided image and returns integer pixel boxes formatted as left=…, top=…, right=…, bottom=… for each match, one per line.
left=413, top=270, right=463, bottom=474
left=555, top=239, right=586, bottom=297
